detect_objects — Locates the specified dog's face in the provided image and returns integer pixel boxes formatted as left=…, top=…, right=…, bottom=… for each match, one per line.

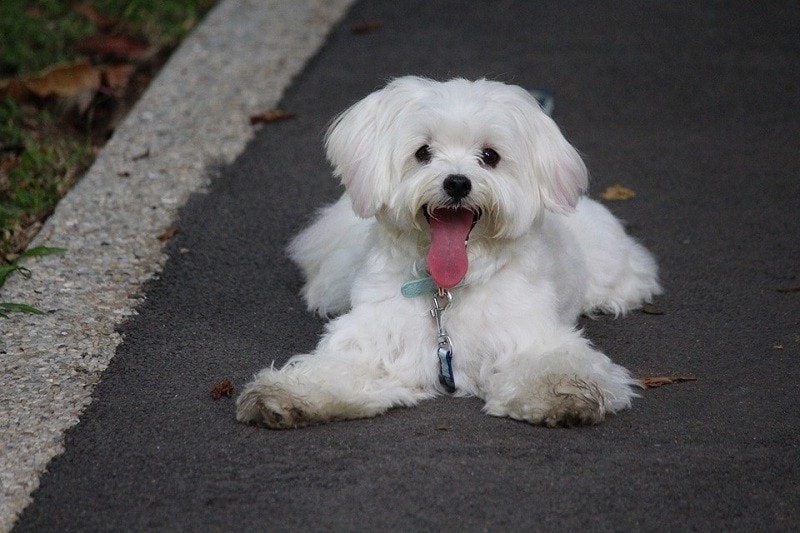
left=326, top=77, right=588, bottom=238
left=325, top=77, right=588, bottom=278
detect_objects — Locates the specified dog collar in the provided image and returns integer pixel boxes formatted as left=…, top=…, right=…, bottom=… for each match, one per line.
left=401, top=274, right=465, bottom=298
left=400, top=275, right=439, bottom=298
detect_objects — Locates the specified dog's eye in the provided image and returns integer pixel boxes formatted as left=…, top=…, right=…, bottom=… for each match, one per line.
left=415, top=144, right=432, bottom=163
left=480, top=148, right=500, bottom=168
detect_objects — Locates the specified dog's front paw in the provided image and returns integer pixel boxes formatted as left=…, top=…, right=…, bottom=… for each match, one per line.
left=485, top=374, right=630, bottom=428
left=540, top=377, right=605, bottom=427
left=235, top=382, right=314, bottom=429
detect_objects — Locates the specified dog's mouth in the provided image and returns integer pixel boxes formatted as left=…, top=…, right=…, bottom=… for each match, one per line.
left=423, top=205, right=481, bottom=289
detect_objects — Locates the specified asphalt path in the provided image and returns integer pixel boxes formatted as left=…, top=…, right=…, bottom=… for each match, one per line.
left=15, top=1, right=799, bottom=530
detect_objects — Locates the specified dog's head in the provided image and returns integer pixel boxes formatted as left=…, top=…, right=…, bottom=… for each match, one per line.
left=325, top=77, right=588, bottom=286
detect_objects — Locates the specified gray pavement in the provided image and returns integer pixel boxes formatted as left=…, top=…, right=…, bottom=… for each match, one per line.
left=7, top=0, right=800, bottom=530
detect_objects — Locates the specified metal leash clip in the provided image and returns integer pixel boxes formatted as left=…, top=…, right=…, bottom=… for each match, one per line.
left=431, top=289, right=456, bottom=393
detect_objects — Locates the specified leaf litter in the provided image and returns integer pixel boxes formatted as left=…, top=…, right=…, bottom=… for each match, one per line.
left=249, top=109, right=296, bottom=125
left=0, top=1, right=211, bottom=260
left=639, top=375, right=697, bottom=389
left=211, top=380, right=234, bottom=400
left=599, top=184, right=637, bottom=201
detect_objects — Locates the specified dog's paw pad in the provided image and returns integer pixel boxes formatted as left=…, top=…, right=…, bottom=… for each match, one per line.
left=236, top=387, right=310, bottom=429
left=541, top=377, right=605, bottom=427
left=541, top=396, right=604, bottom=427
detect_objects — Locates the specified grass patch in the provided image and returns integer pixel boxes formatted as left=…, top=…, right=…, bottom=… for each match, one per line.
left=0, top=0, right=215, bottom=321
left=0, top=245, right=65, bottom=318
left=0, top=0, right=214, bottom=76
left=1, top=98, right=95, bottom=257
left=0, top=0, right=215, bottom=262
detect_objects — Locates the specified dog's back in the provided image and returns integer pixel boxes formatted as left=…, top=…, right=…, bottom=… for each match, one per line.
left=563, top=197, right=662, bottom=316
left=288, top=194, right=372, bottom=316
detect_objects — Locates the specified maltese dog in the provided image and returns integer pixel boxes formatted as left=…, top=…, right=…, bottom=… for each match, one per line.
left=236, top=77, right=661, bottom=428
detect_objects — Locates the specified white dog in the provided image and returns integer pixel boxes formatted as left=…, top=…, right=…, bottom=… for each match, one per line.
left=236, top=77, right=661, bottom=428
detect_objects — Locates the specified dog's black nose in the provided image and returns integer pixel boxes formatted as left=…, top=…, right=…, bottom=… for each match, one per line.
left=443, top=174, right=472, bottom=200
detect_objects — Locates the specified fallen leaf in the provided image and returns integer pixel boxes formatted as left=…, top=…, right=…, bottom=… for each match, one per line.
left=639, top=375, right=697, bottom=388
left=641, top=303, right=664, bottom=315
left=75, top=34, right=151, bottom=61
left=2, top=60, right=102, bottom=114
left=157, top=226, right=181, bottom=242
left=24, top=6, right=45, bottom=17
left=0, top=157, right=19, bottom=173
left=11, top=60, right=101, bottom=100
left=351, top=22, right=383, bottom=34
left=776, top=285, right=800, bottom=293
left=71, top=2, right=118, bottom=30
left=435, top=424, right=450, bottom=431
left=211, top=380, right=234, bottom=400
left=181, top=17, right=198, bottom=33
left=599, top=184, right=636, bottom=201
left=249, top=109, right=296, bottom=125
left=101, top=64, right=136, bottom=93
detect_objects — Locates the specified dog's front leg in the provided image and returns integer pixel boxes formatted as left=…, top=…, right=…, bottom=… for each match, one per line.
left=236, top=307, right=434, bottom=429
left=481, top=329, right=640, bottom=427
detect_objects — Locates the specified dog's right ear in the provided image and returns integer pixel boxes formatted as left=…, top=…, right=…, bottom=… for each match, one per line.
left=509, top=86, right=589, bottom=215
left=325, top=78, right=424, bottom=218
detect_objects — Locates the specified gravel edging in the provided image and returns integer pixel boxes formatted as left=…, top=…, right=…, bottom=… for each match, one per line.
left=0, top=0, right=354, bottom=529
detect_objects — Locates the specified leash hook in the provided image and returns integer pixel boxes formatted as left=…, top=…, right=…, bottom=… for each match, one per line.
left=431, top=289, right=456, bottom=392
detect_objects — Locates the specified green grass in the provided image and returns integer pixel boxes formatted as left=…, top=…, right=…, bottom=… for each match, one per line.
left=0, top=1, right=94, bottom=76
left=0, top=0, right=215, bottom=260
left=0, top=97, right=96, bottom=259
left=0, top=0, right=215, bottom=76
left=0, top=0, right=215, bottom=319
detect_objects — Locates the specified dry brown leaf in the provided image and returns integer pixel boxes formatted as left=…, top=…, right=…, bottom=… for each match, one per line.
left=211, top=380, right=234, bottom=400
left=599, top=184, right=637, bottom=201
left=0, top=158, right=20, bottom=174
left=14, top=60, right=101, bottom=100
left=639, top=375, right=697, bottom=389
left=157, top=226, right=181, bottom=242
left=71, top=2, right=118, bottom=30
left=641, top=303, right=665, bottom=315
left=1, top=61, right=102, bottom=114
left=24, top=6, right=45, bottom=17
left=249, top=109, right=296, bottom=125
left=75, top=34, right=151, bottom=61
left=776, top=285, right=800, bottom=293
left=351, top=22, right=383, bottom=34
left=101, top=64, right=136, bottom=92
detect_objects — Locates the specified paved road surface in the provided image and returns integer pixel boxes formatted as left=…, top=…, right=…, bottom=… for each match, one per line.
left=14, top=1, right=800, bottom=530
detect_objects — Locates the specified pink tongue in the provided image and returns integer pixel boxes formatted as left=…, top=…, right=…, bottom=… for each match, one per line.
left=427, top=208, right=474, bottom=289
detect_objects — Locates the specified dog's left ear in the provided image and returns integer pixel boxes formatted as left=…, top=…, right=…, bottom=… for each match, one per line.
left=325, top=78, right=423, bottom=218
left=512, top=88, right=588, bottom=213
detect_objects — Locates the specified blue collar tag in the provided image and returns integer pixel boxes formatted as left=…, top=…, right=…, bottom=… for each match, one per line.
left=401, top=275, right=439, bottom=298
left=401, top=275, right=465, bottom=298
left=438, top=343, right=456, bottom=393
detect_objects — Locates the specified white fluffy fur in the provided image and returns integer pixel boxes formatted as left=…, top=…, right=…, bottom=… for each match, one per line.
left=236, top=77, right=662, bottom=428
